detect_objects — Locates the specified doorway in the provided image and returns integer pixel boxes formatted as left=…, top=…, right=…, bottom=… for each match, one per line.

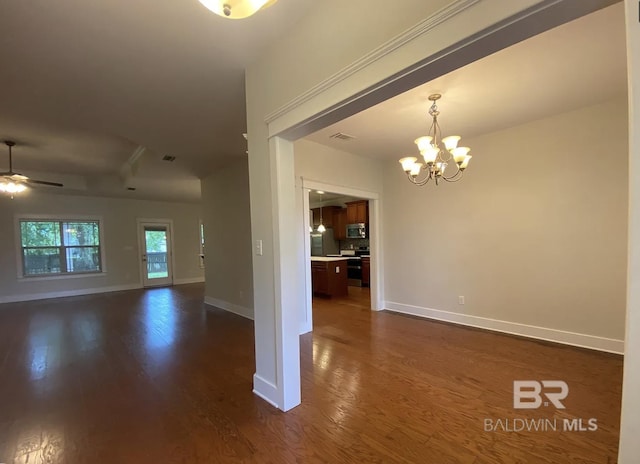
left=138, top=220, right=174, bottom=287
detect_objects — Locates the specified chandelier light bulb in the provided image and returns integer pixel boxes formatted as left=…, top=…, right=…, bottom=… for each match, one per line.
left=442, top=135, right=461, bottom=151
left=399, top=157, right=418, bottom=172
left=421, top=146, right=439, bottom=164
left=198, top=0, right=277, bottom=19
left=452, top=147, right=471, bottom=164
left=460, top=155, right=472, bottom=170
left=409, top=162, right=423, bottom=177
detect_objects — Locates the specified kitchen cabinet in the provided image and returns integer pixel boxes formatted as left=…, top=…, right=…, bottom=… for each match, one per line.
left=311, top=258, right=348, bottom=297
left=361, top=256, right=370, bottom=287
left=312, top=207, right=339, bottom=228
left=346, top=200, right=369, bottom=224
left=333, top=208, right=347, bottom=240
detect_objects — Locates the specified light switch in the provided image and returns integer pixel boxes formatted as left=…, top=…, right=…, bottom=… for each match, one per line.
left=255, top=239, right=263, bottom=256
left=335, top=266, right=340, bottom=273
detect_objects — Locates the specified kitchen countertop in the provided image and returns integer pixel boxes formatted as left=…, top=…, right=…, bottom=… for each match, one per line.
left=310, top=257, right=349, bottom=262
left=361, top=255, right=370, bottom=258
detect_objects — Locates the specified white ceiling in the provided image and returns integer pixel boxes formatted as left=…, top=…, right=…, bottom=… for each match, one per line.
left=0, top=0, right=315, bottom=202
left=306, top=3, right=627, bottom=161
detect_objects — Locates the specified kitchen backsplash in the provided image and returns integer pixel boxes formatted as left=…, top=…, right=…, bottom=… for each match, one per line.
left=340, top=238, right=369, bottom=250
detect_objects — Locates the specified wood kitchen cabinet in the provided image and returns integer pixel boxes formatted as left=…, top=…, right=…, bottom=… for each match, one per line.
left=311, top=259, right=348, bottom=297
left=312, top=207, right=339, bottom=228
left=333, top=208, right=347, bottom=240
left=346, top=200, right=369, bottom=224
left=361, top=256, right=370, bottom=287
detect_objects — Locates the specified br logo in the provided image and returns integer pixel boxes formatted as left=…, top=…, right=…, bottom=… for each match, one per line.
left=513, top=380, right=569, bottom=409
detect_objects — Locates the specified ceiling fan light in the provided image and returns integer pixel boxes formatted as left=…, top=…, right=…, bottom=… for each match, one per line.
left=198, top=0, right=276, bottom=19
left=0, top=181, right=26, bottom=194
left=442, top=135, right=461, bottom=151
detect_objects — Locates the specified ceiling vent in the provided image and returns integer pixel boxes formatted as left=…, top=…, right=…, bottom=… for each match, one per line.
left=162, top=155, right=176, bottom=162
left=329, top=132, right=356, bottom=141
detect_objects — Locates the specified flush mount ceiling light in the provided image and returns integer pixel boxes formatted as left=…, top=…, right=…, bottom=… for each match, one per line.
left=198, top=0, right=277, bottom=19
left=399, top=94, right=472, bottom=186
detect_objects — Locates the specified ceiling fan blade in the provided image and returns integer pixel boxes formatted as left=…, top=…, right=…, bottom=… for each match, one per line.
left=26, top=179, right=64, bottom=187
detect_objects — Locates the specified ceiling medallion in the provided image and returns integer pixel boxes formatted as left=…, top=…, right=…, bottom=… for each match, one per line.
left=399, top=94, right=472, bottom=186
left=198, top=0, right=277, bottom=19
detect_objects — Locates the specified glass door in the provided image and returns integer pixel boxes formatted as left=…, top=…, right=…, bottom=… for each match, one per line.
left=139, top=222, right=173, bottom=287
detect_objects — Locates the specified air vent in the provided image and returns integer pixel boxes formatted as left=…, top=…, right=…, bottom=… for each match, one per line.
left=127, top=187, right=136, bottom=191
left=162, top=155, right=176, bottom=162
left=329, top=132, right=356, bottom=141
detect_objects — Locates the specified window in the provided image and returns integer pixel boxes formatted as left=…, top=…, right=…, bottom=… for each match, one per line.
left=19, top=219, right=103, bottom=277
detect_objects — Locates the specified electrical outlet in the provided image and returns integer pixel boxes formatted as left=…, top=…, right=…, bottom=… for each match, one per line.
left=336, top=266, right=340, bottom=273
left=255, top=240, right=263, bottom=256
left=458, top=296, right=465, bottom=305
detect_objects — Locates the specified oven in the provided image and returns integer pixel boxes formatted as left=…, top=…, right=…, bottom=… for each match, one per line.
left=346, top=257, right=362, bottom=287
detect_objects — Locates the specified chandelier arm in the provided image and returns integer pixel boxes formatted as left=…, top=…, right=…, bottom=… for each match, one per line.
left=406, top=171, right=432, bottom=186
left=441, top=163, right=463, bottom=181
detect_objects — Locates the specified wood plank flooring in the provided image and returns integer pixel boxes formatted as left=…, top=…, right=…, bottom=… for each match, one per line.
left=0, top=284, right=622, bottom=463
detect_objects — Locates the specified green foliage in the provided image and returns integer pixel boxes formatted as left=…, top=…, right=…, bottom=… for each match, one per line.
left=145, top=231, right=167, bottom=253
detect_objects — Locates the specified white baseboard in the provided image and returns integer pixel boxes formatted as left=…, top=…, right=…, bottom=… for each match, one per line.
left=173, top=277, right=205, bottom=285
left=384, top=301, right=624, bottom=355
left=0, top=283, right=142, bottom=304
left=204, top=296, right=254, bottom=320
left=253, top=374, right=279, bottom=409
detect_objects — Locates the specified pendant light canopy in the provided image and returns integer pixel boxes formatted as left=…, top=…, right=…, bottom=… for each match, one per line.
left=198, top=0, right=277, bottom=19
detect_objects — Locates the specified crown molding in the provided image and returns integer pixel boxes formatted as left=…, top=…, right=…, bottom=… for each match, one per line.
left=263, top=0, right=481, bottom=125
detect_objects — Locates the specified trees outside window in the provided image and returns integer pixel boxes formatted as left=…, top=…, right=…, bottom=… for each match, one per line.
left=19, top=219, right=102, bottom=276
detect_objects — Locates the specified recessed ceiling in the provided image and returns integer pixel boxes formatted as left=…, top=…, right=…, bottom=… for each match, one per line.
left=0, top=0, right=316, bottom=201
left=305, top=3, right=627, bottom=161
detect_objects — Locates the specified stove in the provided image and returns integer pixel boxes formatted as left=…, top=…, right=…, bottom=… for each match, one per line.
left=340, top=249, right=369, bottom=286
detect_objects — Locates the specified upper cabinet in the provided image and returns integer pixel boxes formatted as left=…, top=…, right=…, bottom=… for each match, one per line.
left=346, top=200, right=369, bottom=224
left=334, top=208, right=347, bottom=240
left=312, top=206, right=340, bottom=228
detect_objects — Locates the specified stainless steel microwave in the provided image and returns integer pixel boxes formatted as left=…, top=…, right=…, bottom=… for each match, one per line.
left=346, top=223, right=367, bottom=239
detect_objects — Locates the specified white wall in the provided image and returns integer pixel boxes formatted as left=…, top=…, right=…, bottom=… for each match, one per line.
left=619, top=0, right=640, bottom=459
left=383, top=99, right=628, bottom=351
left=201, top=159, right=254, bottom=319
left=0, top=192, right=204, bottom=302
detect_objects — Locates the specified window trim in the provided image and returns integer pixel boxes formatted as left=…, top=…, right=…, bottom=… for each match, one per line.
left=14, top=214, right=107, bottom=280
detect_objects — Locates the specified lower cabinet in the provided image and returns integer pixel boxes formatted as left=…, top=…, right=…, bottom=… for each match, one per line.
left=311, top=260, right=348, bottom=297
left=361, top=256, right=370, bottom=287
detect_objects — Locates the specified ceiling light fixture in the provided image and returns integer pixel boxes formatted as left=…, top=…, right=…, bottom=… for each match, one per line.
left=399, top=94, right=472, bottom=186
left=198, top=0, right=277, bottom=19
left=317, top=191, right=326, bottom=233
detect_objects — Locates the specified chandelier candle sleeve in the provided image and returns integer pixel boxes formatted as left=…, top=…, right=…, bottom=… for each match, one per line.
left=397, top=94, right=472, bottom=186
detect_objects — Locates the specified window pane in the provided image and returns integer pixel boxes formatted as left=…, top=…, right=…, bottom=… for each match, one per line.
left=63, top=222, right=99, bottom=246
left=65, top=246, right=101, bottom=273
left=20, top=221, right=61, bottom=247
left=23, top=248, right=62, bottom=275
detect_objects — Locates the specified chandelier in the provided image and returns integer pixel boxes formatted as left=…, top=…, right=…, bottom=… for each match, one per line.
left=399, top=94, right=472, bottom=186
left=198, top=0, right=277, bottom=19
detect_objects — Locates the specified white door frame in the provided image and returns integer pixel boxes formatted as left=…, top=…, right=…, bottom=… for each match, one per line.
left=137, top=218, right=175, bottom=287
left=300, top=178, right=383, bottom=335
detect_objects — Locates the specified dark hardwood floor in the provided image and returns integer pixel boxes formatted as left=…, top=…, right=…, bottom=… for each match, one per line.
left=0, top=284, right=622, bottom=463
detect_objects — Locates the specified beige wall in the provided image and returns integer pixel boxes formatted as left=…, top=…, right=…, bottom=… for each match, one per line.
left=619, top=0, right=640, bottom=458
left=383, top=98, right=628, bottom=344
left=0, top=192, right=204, bottom=302
left=294, top=139, right=385, bottom=193
left=201, top=159, right=254, bottom=318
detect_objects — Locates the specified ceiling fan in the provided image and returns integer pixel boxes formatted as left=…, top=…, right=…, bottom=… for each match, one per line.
left=1, top=140, right=63, bottom=196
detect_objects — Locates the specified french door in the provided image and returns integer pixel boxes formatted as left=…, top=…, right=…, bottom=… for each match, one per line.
left=138, top=221, right=173, bottom=287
